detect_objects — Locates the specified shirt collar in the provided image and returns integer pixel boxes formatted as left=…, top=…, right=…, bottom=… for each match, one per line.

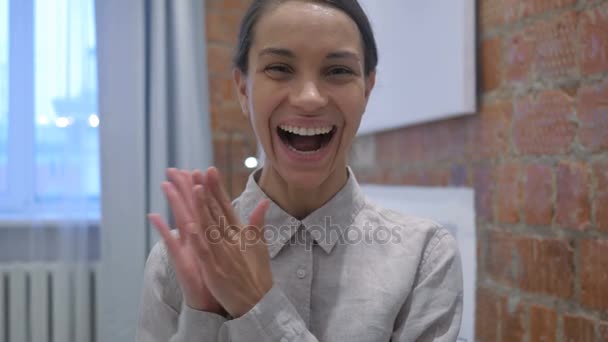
left=234, top=167, right=366, bottom=258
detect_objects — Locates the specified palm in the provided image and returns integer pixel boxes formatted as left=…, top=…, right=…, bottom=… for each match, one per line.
left=148, top=169, right=223, bottom=313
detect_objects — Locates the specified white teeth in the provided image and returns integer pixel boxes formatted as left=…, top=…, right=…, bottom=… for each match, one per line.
left=279, top=125, right=333, bottom=136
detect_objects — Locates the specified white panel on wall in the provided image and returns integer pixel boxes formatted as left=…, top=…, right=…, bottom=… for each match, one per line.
left=358, top=0, right=476, bottom=135
left=361, top=184, right=476, bottom=342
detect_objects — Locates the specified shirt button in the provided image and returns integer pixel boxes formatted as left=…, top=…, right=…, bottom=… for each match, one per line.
left=296, top=268, right=307, bottom=279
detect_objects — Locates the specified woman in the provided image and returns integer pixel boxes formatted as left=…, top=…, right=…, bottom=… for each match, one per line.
left=137, top=0, right=463, bottom=341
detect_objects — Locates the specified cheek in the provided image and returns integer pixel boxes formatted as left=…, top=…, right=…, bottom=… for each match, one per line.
left=334, top=85, right=367, bottom=126
left=248, top=81, right=284, bottom=148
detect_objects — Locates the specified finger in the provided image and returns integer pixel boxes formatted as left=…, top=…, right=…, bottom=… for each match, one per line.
left=162, top=181, right=195, bottom=242
left=188, top=213, right=215, bottom=263
left=192, top=169, right=205, bottom=186
left=194, top=184, right=219, bottom=250
left=148, top=213, right=199, bottom=287
left=167, top=168, right=196, bottom=219
left=206, top=167, right=239, bottom=224
left=148, top=213, right=180, bottom=256
left=203, top=172, right=230, bottom=239
left=249, top=199, right=271, bottom=242
left=190, top=170, right=205, bottom=222
left=201, top=171, right=223, bottom=225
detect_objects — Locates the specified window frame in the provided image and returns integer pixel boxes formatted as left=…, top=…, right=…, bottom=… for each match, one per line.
left=0, top=0, right=35, bottom=213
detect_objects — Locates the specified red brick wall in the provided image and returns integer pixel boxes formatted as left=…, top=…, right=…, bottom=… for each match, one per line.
left=206, top=0, right=257, bottom=198
left=205, top=0, right=608, bottom=340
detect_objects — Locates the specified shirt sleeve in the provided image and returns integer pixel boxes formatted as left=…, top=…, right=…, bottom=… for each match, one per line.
left=392, top=228, right=464, bottom=341
left=221, top=285, right=320, bottom=342
left=136, top=241, right=227, bottom=342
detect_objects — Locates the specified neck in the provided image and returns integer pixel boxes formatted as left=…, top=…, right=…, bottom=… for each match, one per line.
left=257, top=164, right=348, bottom=220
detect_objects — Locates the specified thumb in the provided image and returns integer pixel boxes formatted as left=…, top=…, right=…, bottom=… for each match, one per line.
left=248, top=199, right=271, bottom=237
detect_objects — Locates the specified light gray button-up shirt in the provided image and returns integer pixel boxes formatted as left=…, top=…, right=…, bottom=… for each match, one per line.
left=137, top=168, right=463, bottom=341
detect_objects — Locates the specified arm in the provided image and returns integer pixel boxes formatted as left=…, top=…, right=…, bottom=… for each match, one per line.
left=392, top=229, right=464, bottom=341
left=136, top=241, right=228, bottom=342
left=220, top=285, right=319, bottom=342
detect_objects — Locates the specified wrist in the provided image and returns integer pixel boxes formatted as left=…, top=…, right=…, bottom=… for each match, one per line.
left=231, top=283, right=273, bottom=318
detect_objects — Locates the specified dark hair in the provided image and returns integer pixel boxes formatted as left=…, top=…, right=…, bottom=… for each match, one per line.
left=233, top=0, right=378, bottom=76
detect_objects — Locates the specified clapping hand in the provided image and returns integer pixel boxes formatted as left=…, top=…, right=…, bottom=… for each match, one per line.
left=149, top=167, right=273, bottom=318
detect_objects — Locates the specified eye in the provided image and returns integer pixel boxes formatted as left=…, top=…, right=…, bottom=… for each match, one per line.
left=264, top=64, right=293, bottom=79
left=326, top=66, right=355, bottom=78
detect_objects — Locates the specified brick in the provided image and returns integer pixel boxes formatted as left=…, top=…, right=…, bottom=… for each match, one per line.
left=517, top=237, right=574, bottom=298
left=214, top=105, right=253, bottom=135
left=471, top=99, right=513, bottom=160
left=209, top=77, right=238, bottom=108
left=503, top=0, right=525, bottom=23
left=206, top=9, right=242, bottom=43
left=533, top=11, right=578, bottom=80
left=593, top=161, right=608, bottom=231
left=496, top=162, right=523, bottom=224
left=580, top=3, right=608, bottom=75
left=501, top=298, right=526, bottom=342
left=400, top=167, right=450, bottom=187
left=356, top=168, right=384, bottom=184
left=430, top=118, right=469, bottom=162
left=229, top=171, right=250, bottom=199
left=486, top=231, right=518, bottom=286
left=577, top=81, right=608, bottom=153
left=556, top=161, right=591, bottom=230
left=514, top=90, right=576, bottom=155
left=599, top=322, right=608, bottom=342
left=207, top=0, right=250, bottom=12
left=479, top=0, right=507, bottom=29
left=400, top=170, right=422, bottom=185
left=349, top=135, right=376, bottom=169
left=523, top=0, right=576, bottom=18
left=475, top=288, right=502, bottom=342
left=427, top=168, right=450, bottom=187
left=207, top=43, right=235, bottom=76
left=380, top=169, right=402, bottom=184
left=525, top=164, right=554, bottom=226
left=481, top=37, right=503, bottom=91
left=213, top=133, right=256, bottom=169
left=382, top=119, right=467, bottom=166
left=473, top=165, right=496, bottom=220
left=506, top=27, right=535, bottom=82
left=479, top=0, right=523, bottom=29
left=375, top=129, right=404, bottom=167
left=450, top=165, right=468, bottom=186
left=580, top=239, right=608, bottom=311
left=530, top=305, right=557, bottom=342
left=563, top=314, right=596, bottom=342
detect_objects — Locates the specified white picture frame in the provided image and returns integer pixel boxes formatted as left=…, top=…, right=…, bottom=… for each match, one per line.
left=358, top=0, right=477, bottom=135
left=361, top=184, right=476, bottom=342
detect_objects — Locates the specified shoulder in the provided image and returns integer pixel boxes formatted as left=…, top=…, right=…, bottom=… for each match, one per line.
left=355, top=200, right=459, bottom=265
left=142, top=234, right=183, bottom=312
left=358, top=200, right=453, bottom=244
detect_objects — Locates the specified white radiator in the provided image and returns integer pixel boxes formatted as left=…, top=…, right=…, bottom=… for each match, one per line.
left=0, top=263, right=98, bottom=342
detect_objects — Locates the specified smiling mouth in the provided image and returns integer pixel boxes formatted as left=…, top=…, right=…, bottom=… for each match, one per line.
left=277, top=125, right=337, bottom=154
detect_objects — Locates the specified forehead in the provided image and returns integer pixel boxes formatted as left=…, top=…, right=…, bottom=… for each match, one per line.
left=252, top=1, right=363, bottom=56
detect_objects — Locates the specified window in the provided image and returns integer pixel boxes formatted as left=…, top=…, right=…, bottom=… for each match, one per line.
left=0, top=0, right=100, bottom=221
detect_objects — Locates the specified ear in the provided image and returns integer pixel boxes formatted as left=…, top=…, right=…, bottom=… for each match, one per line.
left=233, top=68, right=250, bottom=118
left=364, top=70, right=376, bottom=101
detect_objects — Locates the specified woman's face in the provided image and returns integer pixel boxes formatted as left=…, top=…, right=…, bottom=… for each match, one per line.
left=234, top=0, right=375, bottom=189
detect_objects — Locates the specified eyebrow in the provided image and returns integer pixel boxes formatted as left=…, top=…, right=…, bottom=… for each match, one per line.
left=258, top=48, right=361, bottom=62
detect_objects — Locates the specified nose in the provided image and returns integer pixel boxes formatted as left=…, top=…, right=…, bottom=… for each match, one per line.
left=289, top=79, right=328, bottom=113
